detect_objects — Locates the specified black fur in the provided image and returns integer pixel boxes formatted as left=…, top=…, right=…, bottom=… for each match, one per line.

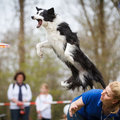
left=36, top=7, right=42, bottom=11
left=36, top=7, right=56, bottom=22
left=57, top=22, right=106, bottom=90
left=57, top=22, right=79, bottom=46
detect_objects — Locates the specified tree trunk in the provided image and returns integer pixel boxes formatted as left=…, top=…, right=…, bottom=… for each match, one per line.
left=18, top=0, right=25, bottom=70
left=97, top=0, right=107, bottom=84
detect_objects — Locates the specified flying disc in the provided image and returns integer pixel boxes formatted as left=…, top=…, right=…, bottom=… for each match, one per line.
left=63, top=104, right=70, bottom=115
left=0, top=43, right=11, bottom=48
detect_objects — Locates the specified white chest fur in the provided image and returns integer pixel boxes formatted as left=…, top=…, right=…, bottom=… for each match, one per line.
left=46, top=26, right=67, bottom=61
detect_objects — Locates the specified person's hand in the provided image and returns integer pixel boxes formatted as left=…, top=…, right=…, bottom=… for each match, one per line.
left=12, top=99, right=24, bottom=109
left=16, top=101, right=25, bottom=110
left=38, top=112, right=42, bottom=120
left=20, top=105, right=25, bottom=109
left=23, top=100, right=27, bottom=102
left=37, top=111, right=40, bottom=114
left=69, top=102, right=78, bottom=117
left=17, top=101, right=23, bottom=106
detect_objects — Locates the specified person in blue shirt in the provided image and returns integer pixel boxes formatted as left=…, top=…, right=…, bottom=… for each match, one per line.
left=67, top=81, right=120, bottom=120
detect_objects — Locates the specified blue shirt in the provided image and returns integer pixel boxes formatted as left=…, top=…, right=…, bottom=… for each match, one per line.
left=72, top=89, right=120, bottom=120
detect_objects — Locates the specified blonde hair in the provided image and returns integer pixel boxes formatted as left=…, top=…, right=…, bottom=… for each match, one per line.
left=109, top=81, right=120, bottom=113
left=41, top=83, right=49, bottom=90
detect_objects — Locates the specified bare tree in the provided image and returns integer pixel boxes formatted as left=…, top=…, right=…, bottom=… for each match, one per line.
left=78, top=0, right=120, bottom=86
left=18, top=0, right=25, bottom=70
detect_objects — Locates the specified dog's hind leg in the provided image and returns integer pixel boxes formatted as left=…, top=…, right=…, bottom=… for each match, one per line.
left=61, top=61, right=82, bottom=90
left=64, top=43, right=75, bottom=65
left=61, top=75, right=82, bottom=90
left=36, top=40, right=51, bottom=57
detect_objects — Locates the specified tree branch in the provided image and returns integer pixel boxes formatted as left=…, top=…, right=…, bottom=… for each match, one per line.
left=80, top=0, right=95, bottom=40
left=111, top=0, right=119, bottom=10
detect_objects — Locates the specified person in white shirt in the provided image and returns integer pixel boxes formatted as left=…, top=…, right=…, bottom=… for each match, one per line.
left=35, top=83, right=53, bottom=120
left=7, top=71, right=32, bottom=120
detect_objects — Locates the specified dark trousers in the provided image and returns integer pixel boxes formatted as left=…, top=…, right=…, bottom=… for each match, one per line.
left=42, top=118, right=51, bottom=120
left=10, top=106, right=30, bottom=120
left=67, top=111, right=88, bottom=120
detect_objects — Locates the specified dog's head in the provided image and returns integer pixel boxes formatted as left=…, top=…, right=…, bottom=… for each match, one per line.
left=31, top=7, right=56, bottom=28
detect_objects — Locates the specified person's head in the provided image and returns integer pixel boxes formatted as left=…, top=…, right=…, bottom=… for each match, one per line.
left=101, top=81, right=120, bottom=112
left=40, top=83, right=49, bottom=94
left=14, top=71, right=26, bottom=84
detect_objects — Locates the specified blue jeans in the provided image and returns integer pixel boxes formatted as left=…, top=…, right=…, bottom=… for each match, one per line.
left=10, top=106, right=30, bottom=120
left=67, top=111, right=88, bottom=120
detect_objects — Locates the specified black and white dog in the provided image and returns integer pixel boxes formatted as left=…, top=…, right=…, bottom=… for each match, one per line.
left=31, top=7, right=106, bottom=90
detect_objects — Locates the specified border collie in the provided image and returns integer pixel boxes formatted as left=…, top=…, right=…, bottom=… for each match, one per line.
left=31, top=7, right=106, bottom=90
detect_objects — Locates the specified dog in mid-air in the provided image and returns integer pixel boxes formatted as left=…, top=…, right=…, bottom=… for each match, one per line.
left=31, top=7, right=106, bottom=90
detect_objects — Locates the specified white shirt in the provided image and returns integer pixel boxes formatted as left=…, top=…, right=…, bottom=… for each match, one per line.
left=35, top=94, right=53, bottom=119
left=7, top=83, right=32, bottom=109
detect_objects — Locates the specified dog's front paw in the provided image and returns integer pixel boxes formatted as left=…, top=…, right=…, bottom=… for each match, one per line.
left=61, top=81, right=69, bottom=87
left=36, top=43, right=40, bottom=49
left=36, top=44, right=43, bottom=57
left=39, top=52, right=43, bottom=58
left=37, top=49, right=43, bottom=58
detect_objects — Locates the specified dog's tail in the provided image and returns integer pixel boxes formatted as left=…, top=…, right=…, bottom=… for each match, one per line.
left=65, top=61, right=106, bottom=91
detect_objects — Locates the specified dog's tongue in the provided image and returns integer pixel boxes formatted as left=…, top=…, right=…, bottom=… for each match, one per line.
left=37, top=20, right=42, bottom=28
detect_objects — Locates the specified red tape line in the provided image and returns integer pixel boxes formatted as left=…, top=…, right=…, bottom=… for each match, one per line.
left=0, top=100, right=72, bottom=106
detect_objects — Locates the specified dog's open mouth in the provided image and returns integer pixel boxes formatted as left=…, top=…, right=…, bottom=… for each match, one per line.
left=37, top=19, right=42, bottom=28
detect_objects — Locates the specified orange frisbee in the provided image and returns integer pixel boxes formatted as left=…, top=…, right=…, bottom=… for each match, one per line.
left=0, top=43, right=11, bottom=48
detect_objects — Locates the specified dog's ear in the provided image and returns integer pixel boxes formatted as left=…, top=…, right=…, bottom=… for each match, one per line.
left=48, top=8, right=55, bottom=15
left=36, top=7, right=39, bottom=11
